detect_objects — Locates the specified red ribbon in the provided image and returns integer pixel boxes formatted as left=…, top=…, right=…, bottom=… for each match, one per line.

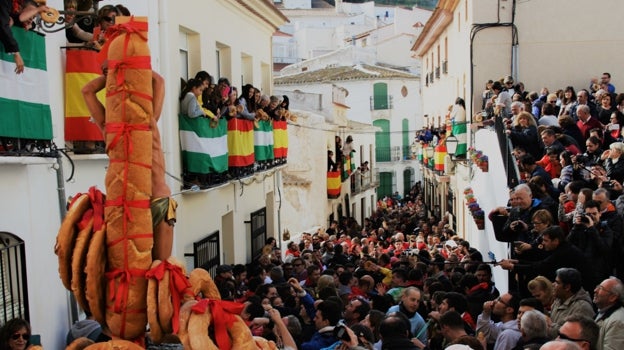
left=108, top=56, right=152, bottom=86
left=191, top=299, right=245, bottom=350
left=165, top=261, right=192, bottom=333
left=105, top=197, right=150, bottom=228
left=105, top=122, right=150, bottom=156
left=104, top=17, right=149, bottom=43
left=88, top=186, right=105, bottom=231
left=105, top=268, right=147, bottom=313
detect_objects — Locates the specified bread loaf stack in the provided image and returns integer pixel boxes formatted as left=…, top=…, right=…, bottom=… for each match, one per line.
left=103, top=16, right=154, bottom=340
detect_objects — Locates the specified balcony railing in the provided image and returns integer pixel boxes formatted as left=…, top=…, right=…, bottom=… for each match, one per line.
left=429, top=72, right=434, bottom=84
left=351, top=170, right=379, bottom=195
left=442, top=60, right=448, bottom=74
left=435, top=66, right=440, bottom=79
left=375, top=146, right=414, bottom=163
left=370, top=95, right=394, bottom=111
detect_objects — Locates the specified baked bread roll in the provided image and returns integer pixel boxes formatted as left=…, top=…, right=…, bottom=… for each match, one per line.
left=56, top=194, right=91, bottom=290
left=85, top=224, right=107, bottom=325
left=71, top=218, right=95, bottom=313
left=65, top=337, right=95, bottom=350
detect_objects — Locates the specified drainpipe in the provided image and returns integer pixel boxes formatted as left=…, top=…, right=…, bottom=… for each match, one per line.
left=55, top=152, right=78, bottom=325
left=276, top=170, right=283, bottom=260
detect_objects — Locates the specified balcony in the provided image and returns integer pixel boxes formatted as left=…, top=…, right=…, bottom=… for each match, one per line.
left=350, top=170, right=379, bottom=196
left=425, top=73, right=429, bottom=87
left=429, top=72, right=434, bottom=84
left=370, top=95, right=394, bottom=111
left=442, top=60, right=448, bottom=74
left=375, top=146, right=414, bottom=163
left=435, top=66, right=440, bottom=79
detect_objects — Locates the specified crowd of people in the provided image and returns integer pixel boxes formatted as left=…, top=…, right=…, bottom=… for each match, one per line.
left=199, top=175, right=611, bottom=350
left=203, top=74, right=624, bottom=350
left=179, top=70, right=292, bottom=186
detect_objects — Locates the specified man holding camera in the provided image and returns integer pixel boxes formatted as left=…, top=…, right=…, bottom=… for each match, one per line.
left=567, top=200, right=614, bottom=289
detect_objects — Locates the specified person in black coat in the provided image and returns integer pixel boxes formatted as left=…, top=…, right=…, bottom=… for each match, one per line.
left=499, top=226, right=593, bottom=293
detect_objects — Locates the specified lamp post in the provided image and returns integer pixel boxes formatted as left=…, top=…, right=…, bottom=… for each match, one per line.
left=446, top=135, right=458, bottom=157
left=425, top=146, right=434, bottom=168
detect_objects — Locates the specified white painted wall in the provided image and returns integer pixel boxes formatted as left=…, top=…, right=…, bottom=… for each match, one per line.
left=0, top=1, right=285, bottom=348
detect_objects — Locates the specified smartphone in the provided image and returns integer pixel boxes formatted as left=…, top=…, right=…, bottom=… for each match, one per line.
left=609, top=123, right=620, bottom=131
left=29, top=335, right=41, bottom=346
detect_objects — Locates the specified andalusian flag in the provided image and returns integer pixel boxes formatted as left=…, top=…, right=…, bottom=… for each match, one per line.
left=327, top=171, right=341, bottom=198
left=254, top=119, right=274, bottom=162
left=228, top=118, right=254, bottom=167
left=273, top=120, right=288, bottom=159
left=65, top=49, right=105, bottom=140
left=451, top=104, right=467, bottom=156
left=179, top=115, right=228, bottom=173
left=0, top=28, right=52, bottom=139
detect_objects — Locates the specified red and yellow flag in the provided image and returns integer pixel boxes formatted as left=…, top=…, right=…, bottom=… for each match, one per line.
left=273, top=120, right=288, bottom=159
left=65, top=49, right=105, bottom=141
left=227, top=118, right=255, bottom=167
left=327, top=171, right=341, bottom=198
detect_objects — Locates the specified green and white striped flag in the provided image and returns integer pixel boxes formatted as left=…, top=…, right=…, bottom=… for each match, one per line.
left=179, top=115, right=228, bottom=173
left=0, top=28, right=52, bottom=139
left=254, top=119, right=274, bottom=162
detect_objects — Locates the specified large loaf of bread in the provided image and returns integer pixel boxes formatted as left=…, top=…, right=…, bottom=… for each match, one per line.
left=103, top=16, right=153, bottom=340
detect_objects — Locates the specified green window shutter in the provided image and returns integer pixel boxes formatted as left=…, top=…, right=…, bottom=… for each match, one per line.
left=402, top=119, right=410, bottom=159
left=379, top=172, right=393, bottom=198
left=374, top=120, right=390, bottom=162
left=373, top=83, right=388, bottom=110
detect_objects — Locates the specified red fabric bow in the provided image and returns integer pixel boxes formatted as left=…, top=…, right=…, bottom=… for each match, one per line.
left=191, top=298, right=245, bottom=350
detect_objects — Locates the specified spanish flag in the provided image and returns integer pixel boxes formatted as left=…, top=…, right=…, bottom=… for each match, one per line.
left=227, top=118, right=255, bottom=167
left=327, top=171, right=341, bottom=198
left=273, top=120, right=288, bottom=159
left=64, top=49, right=105, bottom=141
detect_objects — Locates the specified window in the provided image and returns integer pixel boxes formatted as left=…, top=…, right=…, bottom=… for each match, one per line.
left=373, top=82, right=389, bottom=110
left=402, top=119, right=410, bottom=159
left=0, top=232, right=29, bottom=324
left=373, top=119, right=390, bottom=162
left=250, top=208, right=266, bottom=261
left=179, top=31, right=189, bottom=81
left=378, top=172, right=394, bottom=198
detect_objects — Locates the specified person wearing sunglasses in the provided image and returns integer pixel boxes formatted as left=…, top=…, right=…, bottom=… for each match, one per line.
left=0, top=318, right=33, bottom=350
left=557, top=315, right=599, bottom=350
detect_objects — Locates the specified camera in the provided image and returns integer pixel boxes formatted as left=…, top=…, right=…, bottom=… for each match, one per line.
left=579, top=215, right=591, bottom=224
left=402, top=249, right=419, bottom=257
left=334, top=324, right=351, bottom=342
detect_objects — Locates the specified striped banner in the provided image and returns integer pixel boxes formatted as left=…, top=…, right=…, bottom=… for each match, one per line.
left=254, top=119, right=274, bottom=162
left=65, top=49, right=105, bottom=141
left=0, top=28, right=52, bottom=139
left=327, top=171, right=341, bottom=198
left=452, top=122, right=467, bottom=156
left=179, top=115, right=228, bottom=173
left=273, top=120, right=288, bottom=159
left=227, top=118, right=255, bottom=167
left=342, top=152, right=354, bottom=181
left=434, top=143, right=446, bottom=172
